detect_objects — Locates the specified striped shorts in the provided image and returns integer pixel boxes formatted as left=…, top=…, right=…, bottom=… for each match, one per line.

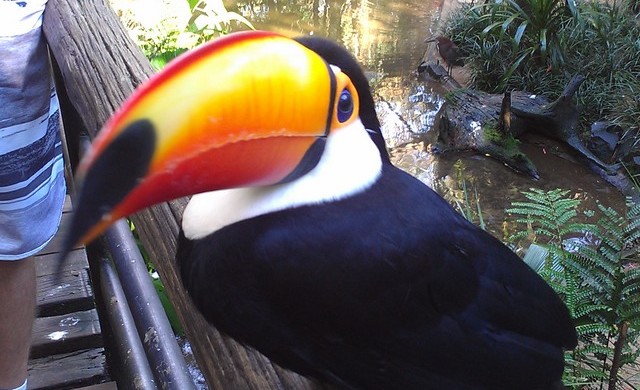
left=0, top=0, right=66, bottom=260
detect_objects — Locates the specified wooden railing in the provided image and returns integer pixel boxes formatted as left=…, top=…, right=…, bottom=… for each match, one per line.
left=43, top=1, right=324, bottom=388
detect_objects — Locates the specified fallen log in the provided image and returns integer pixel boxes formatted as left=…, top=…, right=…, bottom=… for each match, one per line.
left=509, top=75, right=619, bottom=173
left=419, top=64, right=619, bottom=178
left=430, top=87, right=541, bottom=178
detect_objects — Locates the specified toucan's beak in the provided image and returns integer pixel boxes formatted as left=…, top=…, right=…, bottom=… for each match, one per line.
left=62, top=30, right=359, bottom=255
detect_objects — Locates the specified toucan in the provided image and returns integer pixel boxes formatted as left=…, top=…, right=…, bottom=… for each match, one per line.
left=60, top=31, right=577, bottom=389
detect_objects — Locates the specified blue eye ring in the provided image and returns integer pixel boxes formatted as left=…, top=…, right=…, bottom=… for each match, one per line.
left=337, top=89, right=354, bottom=123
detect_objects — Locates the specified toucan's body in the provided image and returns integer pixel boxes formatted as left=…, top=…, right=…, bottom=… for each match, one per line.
left=60, top=31, right=576, bottom=389
left=179, top=163, right=571, bottom=389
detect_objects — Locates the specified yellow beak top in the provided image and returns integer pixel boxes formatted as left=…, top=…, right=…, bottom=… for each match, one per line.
left=68, top=30, right=359, bottom=247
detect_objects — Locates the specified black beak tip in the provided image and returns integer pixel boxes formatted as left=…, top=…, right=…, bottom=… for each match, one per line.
left=53, top=237, right=75, bottom=283
left=53, top=207, right=88, bottom=281
left=51, top=118, right=158, bottom=283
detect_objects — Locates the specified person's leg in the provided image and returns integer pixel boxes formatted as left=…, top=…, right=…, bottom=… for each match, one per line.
left=0, top=257, right=35, bottom=389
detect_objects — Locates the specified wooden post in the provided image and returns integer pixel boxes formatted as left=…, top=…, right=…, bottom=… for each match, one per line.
left=43, top=1, right=323, bottom=388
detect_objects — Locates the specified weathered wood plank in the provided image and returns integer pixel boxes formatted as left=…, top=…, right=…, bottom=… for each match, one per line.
left=37, top=265, right=94, bottom=317
left=35, top=248, right=88, bottom=278
left=28, top=348, right=109, bottom=390
left=43, top=1, right=324, bottom=388
left=75, top=382, right=118, bottom=390
left=30, top=195, right=108, bottom=389
left=31, top=309, right=102, bottom=359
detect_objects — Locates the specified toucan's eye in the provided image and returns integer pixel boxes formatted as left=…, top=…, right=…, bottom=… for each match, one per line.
left=337, top=89, right=354, bottom=123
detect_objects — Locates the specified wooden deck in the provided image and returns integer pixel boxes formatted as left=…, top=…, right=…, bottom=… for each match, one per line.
left=27, top=195, right=115, bottom=389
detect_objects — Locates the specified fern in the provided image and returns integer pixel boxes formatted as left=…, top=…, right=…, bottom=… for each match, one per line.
left=508, top=190, right=640, bottom=389
left=508, top=189, right=591, bottom=244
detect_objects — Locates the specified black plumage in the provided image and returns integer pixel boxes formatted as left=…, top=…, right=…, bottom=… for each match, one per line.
left=179, top=164, right=575, bottom=389
left=176, top=36, right=576, bottom=389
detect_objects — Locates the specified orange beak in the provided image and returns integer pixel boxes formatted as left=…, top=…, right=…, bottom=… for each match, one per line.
left=63, top=30, right=359, bottom=254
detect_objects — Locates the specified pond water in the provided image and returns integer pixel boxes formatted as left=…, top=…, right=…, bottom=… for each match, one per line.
left=227, top=0, right=626, bottom=237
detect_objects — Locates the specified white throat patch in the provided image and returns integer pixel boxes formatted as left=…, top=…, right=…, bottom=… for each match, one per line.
left=182, top=119, right=383, bottom=240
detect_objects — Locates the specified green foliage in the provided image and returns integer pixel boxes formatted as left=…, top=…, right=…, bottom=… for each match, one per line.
left=445, top=0, right=577, bottom=90
left=153, top=276, right=185, bottom=335
left=482, top=121, right=502, bottom=143
left=483, top=121, right=522, bottom=154
left=455, top=178, right=486, bottom=230
left=567, top=1, right=640, bottom=145
left=437, top=160, right=486, bottom=230
left=112, top=0, right=253, bottom=69
left=444, top=1, right=640, bottom=147
left=508, top=189, right=589, bottom=245
left=187, top=0, right=254, bottom=47
left=508, top=189, right=640, bottom=388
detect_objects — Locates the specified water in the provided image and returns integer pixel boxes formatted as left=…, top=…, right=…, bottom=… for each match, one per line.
left=228, top=0, right=626, bottom=236
left=230, top=0, right=444, bottom=146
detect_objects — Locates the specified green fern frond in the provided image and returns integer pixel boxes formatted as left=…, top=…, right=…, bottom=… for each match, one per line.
left=507, top=189, right=640, bottom=385
left=620, top=352, right=640, bottom=366
left=573, top=251, right=616, bottom=280
left=575, top=323, right=614, bottom=337
left=533, top=227, right=558, bottom=240
left=558, top=222, right=595, bottom=237
left=573, top=303, right=611, bottom=319
left=580, top=342, right=616, bottom=358
left=623, top=268, right=640, bottom=286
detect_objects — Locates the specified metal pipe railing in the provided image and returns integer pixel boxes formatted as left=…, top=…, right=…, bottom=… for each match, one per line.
left=88, top=242, right=158, bottom=389
left=103, top=221, right=196, bottom=390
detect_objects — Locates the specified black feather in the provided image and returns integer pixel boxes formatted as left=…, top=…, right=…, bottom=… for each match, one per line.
left=179, top=165, right=576, bottom=389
